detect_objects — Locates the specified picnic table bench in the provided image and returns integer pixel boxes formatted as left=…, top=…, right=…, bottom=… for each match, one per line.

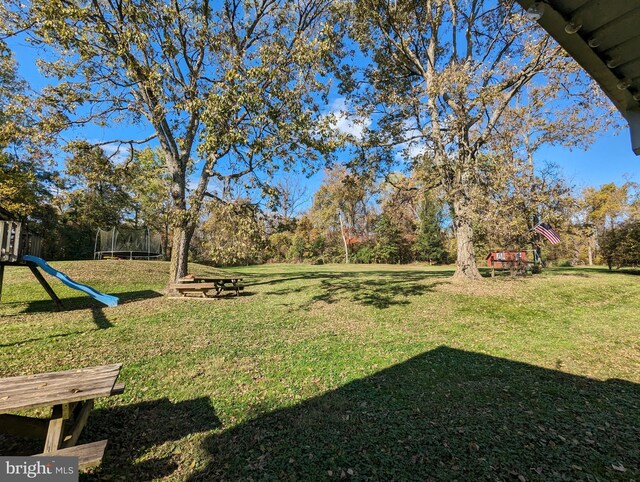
left=169, top=275, right=244, bottom=299
left=0, top=364, right=125, bottom=471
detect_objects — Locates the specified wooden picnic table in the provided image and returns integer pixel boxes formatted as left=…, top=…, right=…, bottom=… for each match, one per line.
left=0, top=364, right=124, bottom=470
left=170, top=275, right=244, bottom=298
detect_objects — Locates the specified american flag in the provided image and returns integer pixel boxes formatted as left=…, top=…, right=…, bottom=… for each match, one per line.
left=534, top=222, right=561, bottom=245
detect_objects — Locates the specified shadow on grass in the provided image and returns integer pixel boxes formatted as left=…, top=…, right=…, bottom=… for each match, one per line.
left=0, top=291, right=163, bottom=346
left=260, top=269, right=451, bottom=309
left=247, top=266, right=455, bottom=285
left=553, top=266, right=640, bottom=276
left=24, top=290, right=162, bottom=330
left=168, top=292, right=256, bottom=302
left=188, top=346, right=639, bottom=481
left=248, top=273, right=342, bottom=287
left=85, top=397, right=221, bottom=480
left=0, top=397, right=220, bottom=480
left=19, top=289, right=163, bottom=315
left=307, top=278, right=444, bottom=309
left=0, top=329, right=90, bottom=348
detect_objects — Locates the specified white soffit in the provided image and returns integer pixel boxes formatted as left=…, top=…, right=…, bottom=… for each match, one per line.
left=516, top=0, right=640, bottom=155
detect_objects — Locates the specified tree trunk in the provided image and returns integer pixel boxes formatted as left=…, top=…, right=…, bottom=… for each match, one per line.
left=167, top=164, right=190, bottom=284
left=451, top=196, right=482, bottom=281
left=587, top=242, right=593, bottom=266
left=169, top=223, right=194, bottom=283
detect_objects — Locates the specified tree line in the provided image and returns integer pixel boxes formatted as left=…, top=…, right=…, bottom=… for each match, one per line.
left=200, top=167, right=640, bottom=269
left=0, top=0, right=636, bottom=282
left=5, top=127, right=638, bottom=270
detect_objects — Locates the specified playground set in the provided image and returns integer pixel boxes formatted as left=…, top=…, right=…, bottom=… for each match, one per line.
left=0, top=220, right=118, bottom=309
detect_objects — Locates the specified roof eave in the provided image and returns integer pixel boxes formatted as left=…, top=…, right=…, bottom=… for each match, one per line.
left=516, top=0, right=640, bottom=155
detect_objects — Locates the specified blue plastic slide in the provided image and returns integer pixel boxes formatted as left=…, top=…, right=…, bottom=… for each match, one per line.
left=22, top=255, right=119, bottom=307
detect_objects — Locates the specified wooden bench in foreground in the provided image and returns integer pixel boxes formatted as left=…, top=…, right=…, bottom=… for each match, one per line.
left=0, top=364, right=125, bottom=471
left=38, top=440, right=108, bottom=471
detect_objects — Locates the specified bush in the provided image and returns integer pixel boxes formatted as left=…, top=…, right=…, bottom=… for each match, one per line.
left=286, top=235, right=306, bottom=262
left=351, top=245, right=375, bottom=264
left=268, top=231, right=294, bottom=262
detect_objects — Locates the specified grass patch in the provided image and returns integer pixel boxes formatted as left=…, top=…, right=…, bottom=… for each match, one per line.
left=1, top=261, right=638, bottom=480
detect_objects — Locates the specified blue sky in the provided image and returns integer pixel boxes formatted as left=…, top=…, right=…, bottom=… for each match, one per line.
left=537, top=128, right=638, bottom=191
left=8, top=34, right=639, bottom=212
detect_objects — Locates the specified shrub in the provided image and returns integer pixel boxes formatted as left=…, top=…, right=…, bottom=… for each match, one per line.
left=351, top=245, right=375, bottom=264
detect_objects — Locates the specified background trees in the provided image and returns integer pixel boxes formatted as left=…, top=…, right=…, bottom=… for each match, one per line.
left=413, top=192, right=447, bottom=264
left=0, top=40, right=58, bottom=222
left=310, top=166, right=376, bottom=262
left=63, top=144, right=133, bottom=229
left=581, top=182, right=638, bottom=267
left=193, top=200, right=267, bottom=266
left=599, top=220, right=640, bottom=269
left=127, top=148, right=173, bottom=256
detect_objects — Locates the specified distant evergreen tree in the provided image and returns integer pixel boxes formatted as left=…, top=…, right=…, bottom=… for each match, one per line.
left=374, top=214, right=403, bottom=263
left=413, top=194, right=446, bottom=264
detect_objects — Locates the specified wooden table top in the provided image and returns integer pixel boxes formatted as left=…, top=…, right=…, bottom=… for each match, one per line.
left=178, top=276, right=243, bottom=283
left=0, top=364, right=122, bottom=413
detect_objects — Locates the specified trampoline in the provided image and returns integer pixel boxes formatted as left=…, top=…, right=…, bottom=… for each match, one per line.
left=94, top=227, right=162, bottom=260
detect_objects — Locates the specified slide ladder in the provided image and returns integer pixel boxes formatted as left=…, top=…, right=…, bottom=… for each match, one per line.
left=22, top=255, right=119, bottom=307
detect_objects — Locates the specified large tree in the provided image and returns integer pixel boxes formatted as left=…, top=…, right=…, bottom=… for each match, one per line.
left=2, top=0, right=339, bottom=282
left=599, top=218, right=640, bottom=270
left=342, top=0, right=607, bottom=280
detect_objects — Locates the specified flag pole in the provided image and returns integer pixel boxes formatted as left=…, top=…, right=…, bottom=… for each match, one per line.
left=531, top=216, right=543, bottom=270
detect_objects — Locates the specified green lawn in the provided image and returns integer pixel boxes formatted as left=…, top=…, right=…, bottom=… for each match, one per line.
left=1, top=261, right=638, bottom=480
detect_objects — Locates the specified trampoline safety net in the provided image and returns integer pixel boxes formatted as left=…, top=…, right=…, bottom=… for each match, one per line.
left=95, top=227, right=163, bottom=259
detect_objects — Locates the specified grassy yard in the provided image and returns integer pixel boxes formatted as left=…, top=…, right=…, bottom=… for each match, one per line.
left=0, top=261, right=638, bottom=481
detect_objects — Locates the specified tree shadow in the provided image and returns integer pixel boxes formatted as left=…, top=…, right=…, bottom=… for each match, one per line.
left=353, top=269, right=454, bottom=279
left=85, top=397, right=221, bottom=480
left=0, top=307, right=112, bottom=345
left=555, top=267, right=640, bottom=276
left=0, top=291, right=163, bottom=344
left=0, top=329, right=89, bottom=348
left=246, top=273, right=344, bottom=288
left=258, top=269, right=450, bottom=309
left=306, top=277, right=444, bottom=309
left=189, top=346, right=639, bottom=481
left=245, top=266, right=455, bottom=288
